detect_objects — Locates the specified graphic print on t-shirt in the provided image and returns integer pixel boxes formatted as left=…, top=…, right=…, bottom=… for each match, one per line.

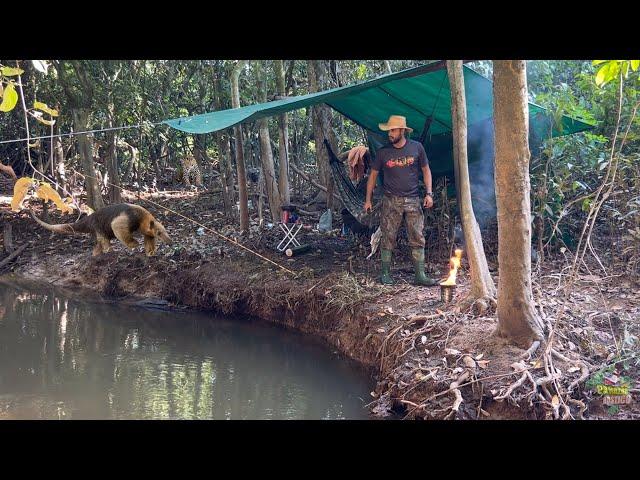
left=385, top=156, right=415, bottom=168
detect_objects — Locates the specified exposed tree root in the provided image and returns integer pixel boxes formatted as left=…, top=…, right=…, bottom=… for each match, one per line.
left=456, top=294, right=497, bottom=316
left=523, top=340, right=541, bottom=360
left=445, top=370, right=470, bottom=420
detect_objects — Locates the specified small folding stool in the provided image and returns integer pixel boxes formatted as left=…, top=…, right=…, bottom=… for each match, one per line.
left=277, top=205, right=303, bottom=252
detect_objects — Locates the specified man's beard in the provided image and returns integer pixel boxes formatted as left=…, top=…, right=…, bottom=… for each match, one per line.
left=389, top=135, right=402, bottom=144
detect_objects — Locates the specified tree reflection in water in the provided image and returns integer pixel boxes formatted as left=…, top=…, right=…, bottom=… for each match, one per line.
left=0, top=282, right=372, bottom=419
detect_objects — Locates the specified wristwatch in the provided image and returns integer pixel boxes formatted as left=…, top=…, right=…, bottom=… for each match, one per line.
left=425, top=192, right=433, bottom=197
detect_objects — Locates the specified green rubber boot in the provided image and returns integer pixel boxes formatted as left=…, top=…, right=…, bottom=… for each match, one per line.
left=380, top=249, right=394, bottom=285
left=412, top=248, right=437, bottom=286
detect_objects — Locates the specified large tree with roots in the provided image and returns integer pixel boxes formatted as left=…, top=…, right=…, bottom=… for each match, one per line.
left=492, top=60, right=545, bottom=347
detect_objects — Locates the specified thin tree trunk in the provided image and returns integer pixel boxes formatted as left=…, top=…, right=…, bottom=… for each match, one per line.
left=216, top=132, right=235, bottom=217
left=447, top=60, right=496, bottom=309
left=3, top=222, right=14, bottom=254
left=493, top=60, right=544, bottom=347
left=257, top=172, right=264, bottom=226
left=308, top=60, right=339, bottom=210
left=73, top=108, right=104, bottom=210
left=231, top=60, right=250, bottom=232
left=255, top=60, right=282, bottom=223
left=105, top=108, right=121, bottom=203
left=53, top=136, right=67, bottom=193
left=275, top=59, right=290, bottom=205
left=212, top=71, right=235, bottom=218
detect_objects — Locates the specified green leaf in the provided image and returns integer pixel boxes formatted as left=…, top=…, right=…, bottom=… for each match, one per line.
left=596, top=63, right=611, bottom=87
left=592, top=60, right=609, bottom=66
left=33, top=100, right=59, bottom=117
left=631, top=60, right=640, bottom=71
left=595, top=64, right=609, bottom=86
left=0, top=66, right=24, bottom=76
left=0, top=82, right=18, bottom=112
left=595, top=61, right=621, bottom=87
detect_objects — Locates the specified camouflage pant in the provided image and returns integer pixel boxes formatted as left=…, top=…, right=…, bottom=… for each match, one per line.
left=381, top=194, right=425, bottom=250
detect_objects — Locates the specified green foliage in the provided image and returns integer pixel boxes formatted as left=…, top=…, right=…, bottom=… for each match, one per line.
left=0, top=81, right=18, bottom=112
left=527, top=60, right=640, bottom=263
left=355, top=63, right=367, bottom=81
left=0, top=62, right=24, bottom=113
left=585, top=363, right=632, bottom=391
left=0, top=66, right=23, bottom=76
left=593, top=60, right=640, bottom=87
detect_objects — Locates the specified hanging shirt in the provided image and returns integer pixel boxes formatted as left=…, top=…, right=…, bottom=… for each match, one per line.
left=371, top=139, right=429, bottom=197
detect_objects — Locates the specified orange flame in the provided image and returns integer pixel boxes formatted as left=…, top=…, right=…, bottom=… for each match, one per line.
left=440, top=249, right=463, bottom=286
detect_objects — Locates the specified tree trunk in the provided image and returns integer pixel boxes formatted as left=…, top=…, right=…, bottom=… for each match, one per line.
left=274, top=59, right=291, bottom=205
left=73, top=108, right=104, bottom=210
left=211, top=72, right=235, bottom=218
left=255, top=60, right=282, bottom=223
left=307, top=60, right=339, bottom=210
left=3, top=222, right=14, bottom=254
left=447, top=60, right=496, bottom=309
left=53, top=136, right=67, bottom=193
left=122, top=141, right=139, bottom=185
left=105, top=111, right=121, bottom=204
left=216, top=132, right=235, bottom=217
left=493, top=60, right=544, bottom=347
left=231, top=60, right=250, bottom=232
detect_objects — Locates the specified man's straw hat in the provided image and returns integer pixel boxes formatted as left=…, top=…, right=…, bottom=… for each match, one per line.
left=378, top=115, right=413, bottom=133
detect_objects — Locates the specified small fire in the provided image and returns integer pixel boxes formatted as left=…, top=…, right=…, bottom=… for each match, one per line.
left=440, top=249, right=463, bottom=286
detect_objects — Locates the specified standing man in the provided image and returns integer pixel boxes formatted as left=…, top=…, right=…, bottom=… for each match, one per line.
left=362, top=115, right=436, bottom=286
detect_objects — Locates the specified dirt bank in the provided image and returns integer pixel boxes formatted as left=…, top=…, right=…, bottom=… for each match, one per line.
left=2, top=190, right=639, bottom=420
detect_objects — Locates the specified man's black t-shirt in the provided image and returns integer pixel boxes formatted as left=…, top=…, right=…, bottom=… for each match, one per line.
left=371, top=139, right=429, bottom=197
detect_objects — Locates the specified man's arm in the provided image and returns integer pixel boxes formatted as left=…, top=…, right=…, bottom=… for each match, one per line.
left=364, top=169, right=379, bottom=212
left=422, top=164, right=433, bottom=208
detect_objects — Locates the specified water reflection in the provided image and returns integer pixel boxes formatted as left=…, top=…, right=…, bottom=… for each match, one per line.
left=0, top=282, right=372, bottom=419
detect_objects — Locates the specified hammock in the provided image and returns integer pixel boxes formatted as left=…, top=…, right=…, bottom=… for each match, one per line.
left=325, top=139, right=379, bottom=227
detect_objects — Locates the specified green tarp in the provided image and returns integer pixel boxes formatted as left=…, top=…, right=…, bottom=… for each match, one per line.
left=164, top=61, right=593, bottom=136
left=163, top=61, right=595, bottom=175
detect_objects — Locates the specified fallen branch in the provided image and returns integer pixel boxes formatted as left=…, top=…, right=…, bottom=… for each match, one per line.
left=0, top=243, right=27, bottom=269
left=405, top=312, right=446, bottom=325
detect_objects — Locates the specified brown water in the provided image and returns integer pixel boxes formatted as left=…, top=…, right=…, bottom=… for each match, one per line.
left=0, top=281, right=373, bottom=419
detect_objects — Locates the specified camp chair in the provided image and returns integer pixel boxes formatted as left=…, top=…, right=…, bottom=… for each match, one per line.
left=276, top=205, right=303, bottom=252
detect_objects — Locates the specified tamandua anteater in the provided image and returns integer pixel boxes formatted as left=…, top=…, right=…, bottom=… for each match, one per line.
left=30, top=203, right=171, bottom=256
